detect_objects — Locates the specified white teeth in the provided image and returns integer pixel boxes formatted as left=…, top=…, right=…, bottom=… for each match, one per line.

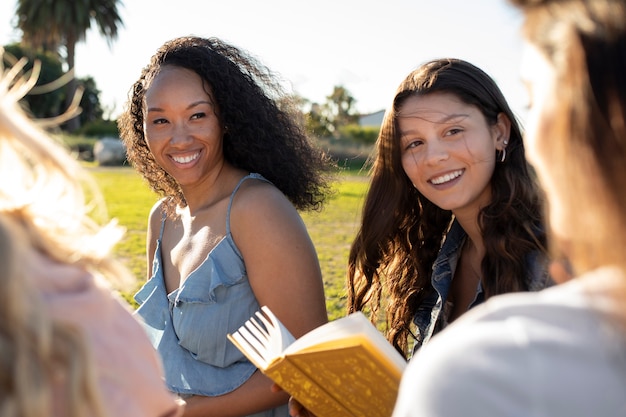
left=430, top=170, right=463, bottom=185
left=172, top=152, right=199, bottom=164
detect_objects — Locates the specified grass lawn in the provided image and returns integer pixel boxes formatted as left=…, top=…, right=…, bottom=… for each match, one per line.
left=90, top=166, right=369, bottom=320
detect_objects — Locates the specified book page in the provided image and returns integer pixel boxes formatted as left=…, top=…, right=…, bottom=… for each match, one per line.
left=227, top=306, right=296, bottom=369
left=262, top=306, right=296, bottom=358
left=285, top=312, right=406, bottom=372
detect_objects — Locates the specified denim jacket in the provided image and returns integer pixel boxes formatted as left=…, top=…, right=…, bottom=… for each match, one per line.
left=411, top=220, right=550, bottom=356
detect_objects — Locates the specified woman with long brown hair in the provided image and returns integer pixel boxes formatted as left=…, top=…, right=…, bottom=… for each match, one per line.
left=348, top=58, right=549, bottom=358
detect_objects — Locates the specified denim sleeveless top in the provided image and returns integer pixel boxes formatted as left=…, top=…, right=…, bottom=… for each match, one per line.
left=134, top=173, right=288, bottom=416
left=411, top=219, right=551, bottom=355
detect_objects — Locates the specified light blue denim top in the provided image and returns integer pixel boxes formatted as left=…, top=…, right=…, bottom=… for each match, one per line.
left=411, top=219, right=550, bottom=355
left=134, top=173, right=288, bottom=416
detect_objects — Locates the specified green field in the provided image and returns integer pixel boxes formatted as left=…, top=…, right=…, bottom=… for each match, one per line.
left=90, top=167, right=369, bottom=320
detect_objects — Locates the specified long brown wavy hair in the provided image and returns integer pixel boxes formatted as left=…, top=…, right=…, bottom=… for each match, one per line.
left=347, top=59, right=547, bottom=357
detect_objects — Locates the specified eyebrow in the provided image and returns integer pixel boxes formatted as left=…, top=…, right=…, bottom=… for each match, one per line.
left=398, top=111, right=470, bottom=124
left=436, top=113, right=469, bottom=123
left=398, top=113, right=471, bottom=138
left=147, top=100, right=213, bottom=113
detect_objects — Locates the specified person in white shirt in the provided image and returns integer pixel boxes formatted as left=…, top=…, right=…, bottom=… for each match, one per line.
left=392, top=0, right=626, bottom=415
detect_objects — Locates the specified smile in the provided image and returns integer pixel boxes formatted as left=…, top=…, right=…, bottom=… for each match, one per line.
left=430, top=169, right=464, bottom=185
left=172, top=152, right=200, bottom=164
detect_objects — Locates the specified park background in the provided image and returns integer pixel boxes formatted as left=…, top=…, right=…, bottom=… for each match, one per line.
left=1, top=0, right=530, bottom=318
left=1, top=0, right=529, bottom=122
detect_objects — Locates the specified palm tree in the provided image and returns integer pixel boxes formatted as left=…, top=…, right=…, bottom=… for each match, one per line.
left=16, top=0, right=123, bottom=131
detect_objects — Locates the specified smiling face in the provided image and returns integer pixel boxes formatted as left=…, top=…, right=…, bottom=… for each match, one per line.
left=143, top=65, right=225, bottom=188
left=398, top=92, right=509, bottom=217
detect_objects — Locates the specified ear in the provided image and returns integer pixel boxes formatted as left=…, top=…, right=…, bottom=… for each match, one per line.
left=493, top=112, right=512, bottom=151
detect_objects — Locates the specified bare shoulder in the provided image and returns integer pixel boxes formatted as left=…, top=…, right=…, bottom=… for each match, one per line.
left=228, top=177, right=308, bottom=246
left=147, top=198, right=168, bottom=232
left=231, top=178, right=297, bottom=219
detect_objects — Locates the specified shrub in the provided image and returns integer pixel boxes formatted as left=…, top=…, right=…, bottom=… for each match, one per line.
left=79, top=119, right=119, bottom=137
left=56, top=134, right=98, bottom=161
left=338, top=124, right=379, bottom=145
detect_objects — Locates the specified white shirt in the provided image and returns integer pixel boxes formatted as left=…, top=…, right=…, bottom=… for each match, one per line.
left=392, top=267, right=626, bottom=417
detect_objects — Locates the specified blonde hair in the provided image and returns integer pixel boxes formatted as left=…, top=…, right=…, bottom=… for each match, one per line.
left=509, top=0, right=626, bottom=327
left=0, top=51, right=130, bottom=417
left=512, top=0, right=626, bottom=275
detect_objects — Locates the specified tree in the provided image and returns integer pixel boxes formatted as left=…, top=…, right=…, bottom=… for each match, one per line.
left=306, top=102, right=333, bottom=138
left=304, top=85, right=359, bottom=139
left=77, top=75, right=104, bottom=125
left=16, top=0, right=123, bottom=131
left=326, top=86, right=359, bottom=131
left=2, top=43, right=65, bottom=119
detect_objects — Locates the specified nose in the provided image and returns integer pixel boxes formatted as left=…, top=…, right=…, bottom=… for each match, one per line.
left=170, top=122, right=193, bottom=147
left=423, top=138, right=449, bottom=165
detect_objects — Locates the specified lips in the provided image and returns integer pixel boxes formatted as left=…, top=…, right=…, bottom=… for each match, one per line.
left=429, top=169, right=464, bottom=185
left=171, top=151, right=200, bottom=164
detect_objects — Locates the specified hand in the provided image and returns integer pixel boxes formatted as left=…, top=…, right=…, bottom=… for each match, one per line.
left=288, top=397, right=317, bottom=417
left=270, top=384, right=317, bottom=417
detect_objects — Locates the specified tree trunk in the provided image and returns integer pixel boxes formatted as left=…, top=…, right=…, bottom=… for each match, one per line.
left=64, top=38, right=81, bottom=132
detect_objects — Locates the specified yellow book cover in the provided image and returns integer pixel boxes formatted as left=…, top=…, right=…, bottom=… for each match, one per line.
left=227, top=306, right=407, bottom=417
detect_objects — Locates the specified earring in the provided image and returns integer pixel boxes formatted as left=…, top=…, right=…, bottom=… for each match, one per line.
left=500, top=140, right=508, bottom=163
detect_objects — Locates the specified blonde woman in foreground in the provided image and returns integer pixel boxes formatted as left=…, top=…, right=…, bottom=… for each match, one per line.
left=392, top=0, right=626, bottom=415
left=0, top=53, right=182, bottom=416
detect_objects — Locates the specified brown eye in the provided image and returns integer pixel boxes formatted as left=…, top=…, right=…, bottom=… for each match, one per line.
left=405, top=139, right=423, bottom=150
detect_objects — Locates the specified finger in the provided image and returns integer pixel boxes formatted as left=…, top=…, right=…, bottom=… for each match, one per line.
left=288, top=397, right=303, bottom=417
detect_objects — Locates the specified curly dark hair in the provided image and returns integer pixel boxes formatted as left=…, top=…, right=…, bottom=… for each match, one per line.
left=118, top=36, right=333, bottom=213
left=347, top=58, right=547, bottom=357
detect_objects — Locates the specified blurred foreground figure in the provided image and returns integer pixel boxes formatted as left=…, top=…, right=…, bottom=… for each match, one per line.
left=392, top=0, right=626, bottom=415
left=0, top=51, right=182, bottom=417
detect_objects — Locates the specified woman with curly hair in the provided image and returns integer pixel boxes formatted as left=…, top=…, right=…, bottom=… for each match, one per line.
left=118, top=36, right=333, bottom=416
left=347, top=58, right=550, bottom=358
left=0, top=53, right=181, bottom=417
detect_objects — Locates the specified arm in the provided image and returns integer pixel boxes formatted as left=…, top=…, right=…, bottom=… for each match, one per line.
left=181, top=181, right=328, bottom=416
left=182, top=371, right=289, bottom=417
left=232, top=180, right=329, bottom=338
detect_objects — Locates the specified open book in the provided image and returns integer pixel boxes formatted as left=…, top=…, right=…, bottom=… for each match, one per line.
left=227, top=306, right=407, bottom=417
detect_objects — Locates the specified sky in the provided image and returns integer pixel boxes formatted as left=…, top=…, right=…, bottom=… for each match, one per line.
left=1, top=0, right=528, bottom=123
